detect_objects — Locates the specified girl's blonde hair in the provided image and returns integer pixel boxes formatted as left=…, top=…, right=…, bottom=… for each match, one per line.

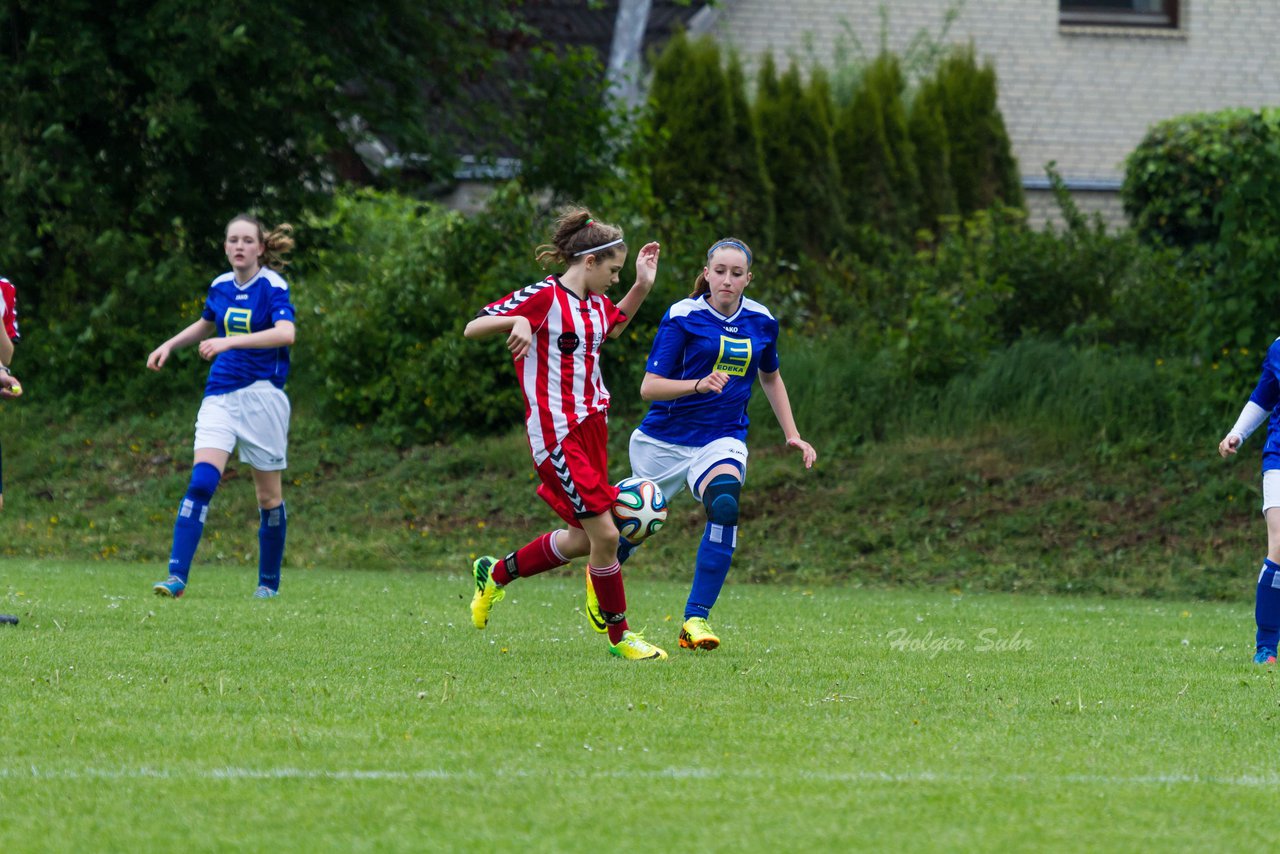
left=535, top=206, right=625, bottom=268
left=227, top=213, right=295, bottom=270
left=690, top=237, right=753, bottom=298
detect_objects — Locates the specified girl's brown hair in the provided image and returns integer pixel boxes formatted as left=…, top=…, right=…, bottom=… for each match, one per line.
left=690, top=237, right=754, bottom=298
left=227, top=213, right=295, bottom=270
left=535, top=206, right=625, bottom=268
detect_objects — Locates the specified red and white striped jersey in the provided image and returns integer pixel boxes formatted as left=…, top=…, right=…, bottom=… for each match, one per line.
left=0, top=277, right=17, bottom=340
left=478, top=276, right=626, bottom=465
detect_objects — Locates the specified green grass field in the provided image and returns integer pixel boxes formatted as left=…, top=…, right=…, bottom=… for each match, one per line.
left=2, top=560, right=1275, bottom=851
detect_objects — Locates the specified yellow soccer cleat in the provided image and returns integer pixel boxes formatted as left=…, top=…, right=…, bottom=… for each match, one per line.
left=470, top=556, right=504, bottom=629
left=609, top=630, right=668, bottom=661
left=584, top=566, right=608, bottom=634
left=678, top=616, right=720, bottom=651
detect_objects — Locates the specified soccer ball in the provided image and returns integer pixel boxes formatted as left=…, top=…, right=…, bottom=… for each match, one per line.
left=612, top=477, right=668, bottom=545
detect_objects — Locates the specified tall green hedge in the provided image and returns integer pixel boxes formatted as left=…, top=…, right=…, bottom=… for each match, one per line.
left=754, top=57, right=844, bottom=260
left=927, top=44, right=1023, bottom=215
left=834, top=53, right=921, bottom=240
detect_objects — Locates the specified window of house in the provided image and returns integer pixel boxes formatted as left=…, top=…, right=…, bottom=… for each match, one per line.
left=1060, top=0, right=1179, bottom=28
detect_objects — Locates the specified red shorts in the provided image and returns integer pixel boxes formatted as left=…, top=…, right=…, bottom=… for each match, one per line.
left=534, top=413, right=619, bottom=527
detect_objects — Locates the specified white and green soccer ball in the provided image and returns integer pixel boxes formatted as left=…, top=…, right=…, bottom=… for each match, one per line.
left=612, top=477, right=668, bottom=545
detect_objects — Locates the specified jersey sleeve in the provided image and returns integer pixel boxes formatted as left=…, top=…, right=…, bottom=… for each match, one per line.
left=0, top=278, right=18, bottom=340
left=269, top=279, right=296, bottom=325
left=1250, top=340, right=1280, bottom=412
left=759, top=316, right=780, bottom=373
left=476, top=282, right=554, bottom=328
left=601, top=294, right=627, bottom=334
left=644, top=310, right=689, bottom=378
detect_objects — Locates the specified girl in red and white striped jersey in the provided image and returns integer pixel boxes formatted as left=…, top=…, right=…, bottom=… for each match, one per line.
left=463, top=207, right=668, bottom=660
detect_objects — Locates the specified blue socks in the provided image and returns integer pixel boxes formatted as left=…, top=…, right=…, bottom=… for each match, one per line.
left=1256, top=558, right=1280, bottom=651
left=616, top=535, right=642, bottom=565
left=686, top=475, right=741, bottom=620
left=258, top=503, right=287, bottom=592
left=167, top=462, right=222, bottom=582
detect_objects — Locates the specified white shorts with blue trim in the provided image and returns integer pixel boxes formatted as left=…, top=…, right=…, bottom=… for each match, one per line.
left=627, top=428, right=748, bottom=504
left=1264, top=469, right=1280, bottom=512
left=194, top=380, right=291, bottom=471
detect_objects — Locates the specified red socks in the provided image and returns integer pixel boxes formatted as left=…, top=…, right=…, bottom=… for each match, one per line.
left=492, top=530, right=567, bottom=586
left=589, top=561, right=629, bottom=644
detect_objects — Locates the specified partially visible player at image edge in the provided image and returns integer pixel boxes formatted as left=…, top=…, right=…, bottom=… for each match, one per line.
left=462, top=207, right=668, bottom=661
left=0, top=273, right=21, bottom=515
left=146, top=214, right=297, bottom=600
left=0, top=274, right=20, bottom=624
left=590, top=236, right=816, bottom=651
left=1218, top=336, right=1280, bottom=664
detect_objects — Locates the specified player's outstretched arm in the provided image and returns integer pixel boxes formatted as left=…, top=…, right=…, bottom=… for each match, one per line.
left=610, top=242, right=661, bottom=338
left=759, top=369, right=816, bottom=469
left=198, top=320, right=295, bottom=361
left=148, top=319, right=215, bottom=370
left=640, top=370, right=729, bottom=401
left=465, top=315, right=532, bottom=359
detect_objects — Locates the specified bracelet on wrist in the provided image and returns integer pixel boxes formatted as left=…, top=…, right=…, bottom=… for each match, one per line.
left=693, top=378, right=702, bottom=394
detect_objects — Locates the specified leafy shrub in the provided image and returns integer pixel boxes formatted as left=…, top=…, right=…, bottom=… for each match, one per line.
left=926, top=44, right=1023, bottom=215
left=833, top=53, right=921, bottom=239
left=298, top=187, right=542, bottom=442
left=754, top=56, right=845, bottom=261
left=1122, top=108, right=1280, bottom=248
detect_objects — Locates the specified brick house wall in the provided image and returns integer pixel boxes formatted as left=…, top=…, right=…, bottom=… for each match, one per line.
left=707, top=1, right=1280, bottom=229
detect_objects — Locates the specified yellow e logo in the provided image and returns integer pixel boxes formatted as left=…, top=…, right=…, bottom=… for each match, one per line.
left=224, top=307, right=252, bottom=336
left=715, top=336, right=752, bottom=377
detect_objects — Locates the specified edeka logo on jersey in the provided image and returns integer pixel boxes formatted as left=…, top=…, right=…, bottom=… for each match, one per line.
left=557, top=331, right=579, bottom=354
left=714, top=336, right=752, bottom=376
left=224, top=307, right=253, bottom=336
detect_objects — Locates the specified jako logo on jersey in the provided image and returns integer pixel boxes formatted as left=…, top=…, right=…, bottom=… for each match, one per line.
left=557, top=332, right=580, bottom=354
left=715, top=336, right=752, bottom=376
left=224, top=307, right=253, bottom=336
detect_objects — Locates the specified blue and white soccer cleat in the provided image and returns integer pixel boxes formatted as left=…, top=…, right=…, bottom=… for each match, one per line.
left=253, top=586, right=279, bottom=599
left=153, top=576, right=187, bottom=598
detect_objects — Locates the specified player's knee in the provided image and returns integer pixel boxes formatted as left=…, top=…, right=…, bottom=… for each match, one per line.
left=702, top=474, right=741, bottom=526
left=186, top=462, right=222, bottom=503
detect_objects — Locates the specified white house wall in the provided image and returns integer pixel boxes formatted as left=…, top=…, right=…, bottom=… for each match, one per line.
left=710, top=1, right=1280, bottom=227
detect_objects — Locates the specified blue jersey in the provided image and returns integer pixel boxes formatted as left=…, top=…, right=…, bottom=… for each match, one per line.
left=637, top=295, right=780, bottom=447
left=201, top=268, right=296, bottom=397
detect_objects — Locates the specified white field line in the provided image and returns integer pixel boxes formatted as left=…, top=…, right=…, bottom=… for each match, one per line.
left=3, top=766, right=1278, bottom=788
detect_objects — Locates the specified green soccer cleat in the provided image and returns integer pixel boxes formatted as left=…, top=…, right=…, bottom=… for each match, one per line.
left=678, top=616, right=721, bottom=651
left=609, top=630, right=668, bottom=661
left=470, top=556, right=504, bottom=629
left=584, top=566, right=607, bottom=634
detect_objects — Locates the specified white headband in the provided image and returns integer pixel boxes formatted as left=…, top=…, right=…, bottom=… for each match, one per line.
left=573, top=238, right=624, bottom=258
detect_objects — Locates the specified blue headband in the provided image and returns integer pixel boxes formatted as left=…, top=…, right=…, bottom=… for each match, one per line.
left=707, top=240, right=752, bottom=267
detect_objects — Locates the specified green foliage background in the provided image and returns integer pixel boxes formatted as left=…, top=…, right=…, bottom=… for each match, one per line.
left=2, top=3, right=1278, bottom=599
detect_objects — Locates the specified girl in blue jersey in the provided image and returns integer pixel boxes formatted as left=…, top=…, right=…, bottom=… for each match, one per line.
left=1219, top=339, right=1280, bottom=664
left=612, top=237, right=816, bottom=650
left=146, top=214, right=297, bottom=599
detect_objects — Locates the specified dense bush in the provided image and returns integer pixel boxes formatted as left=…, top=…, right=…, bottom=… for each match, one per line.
left=1122, top=108, right=1280, bottom=248
left=755, top=57, right=845, bottom=260
left=925, top=44, right=1023, bottom=216
left=834, top=53, right=921, bottom=241
left=297, top=187, right=538, bottom=441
